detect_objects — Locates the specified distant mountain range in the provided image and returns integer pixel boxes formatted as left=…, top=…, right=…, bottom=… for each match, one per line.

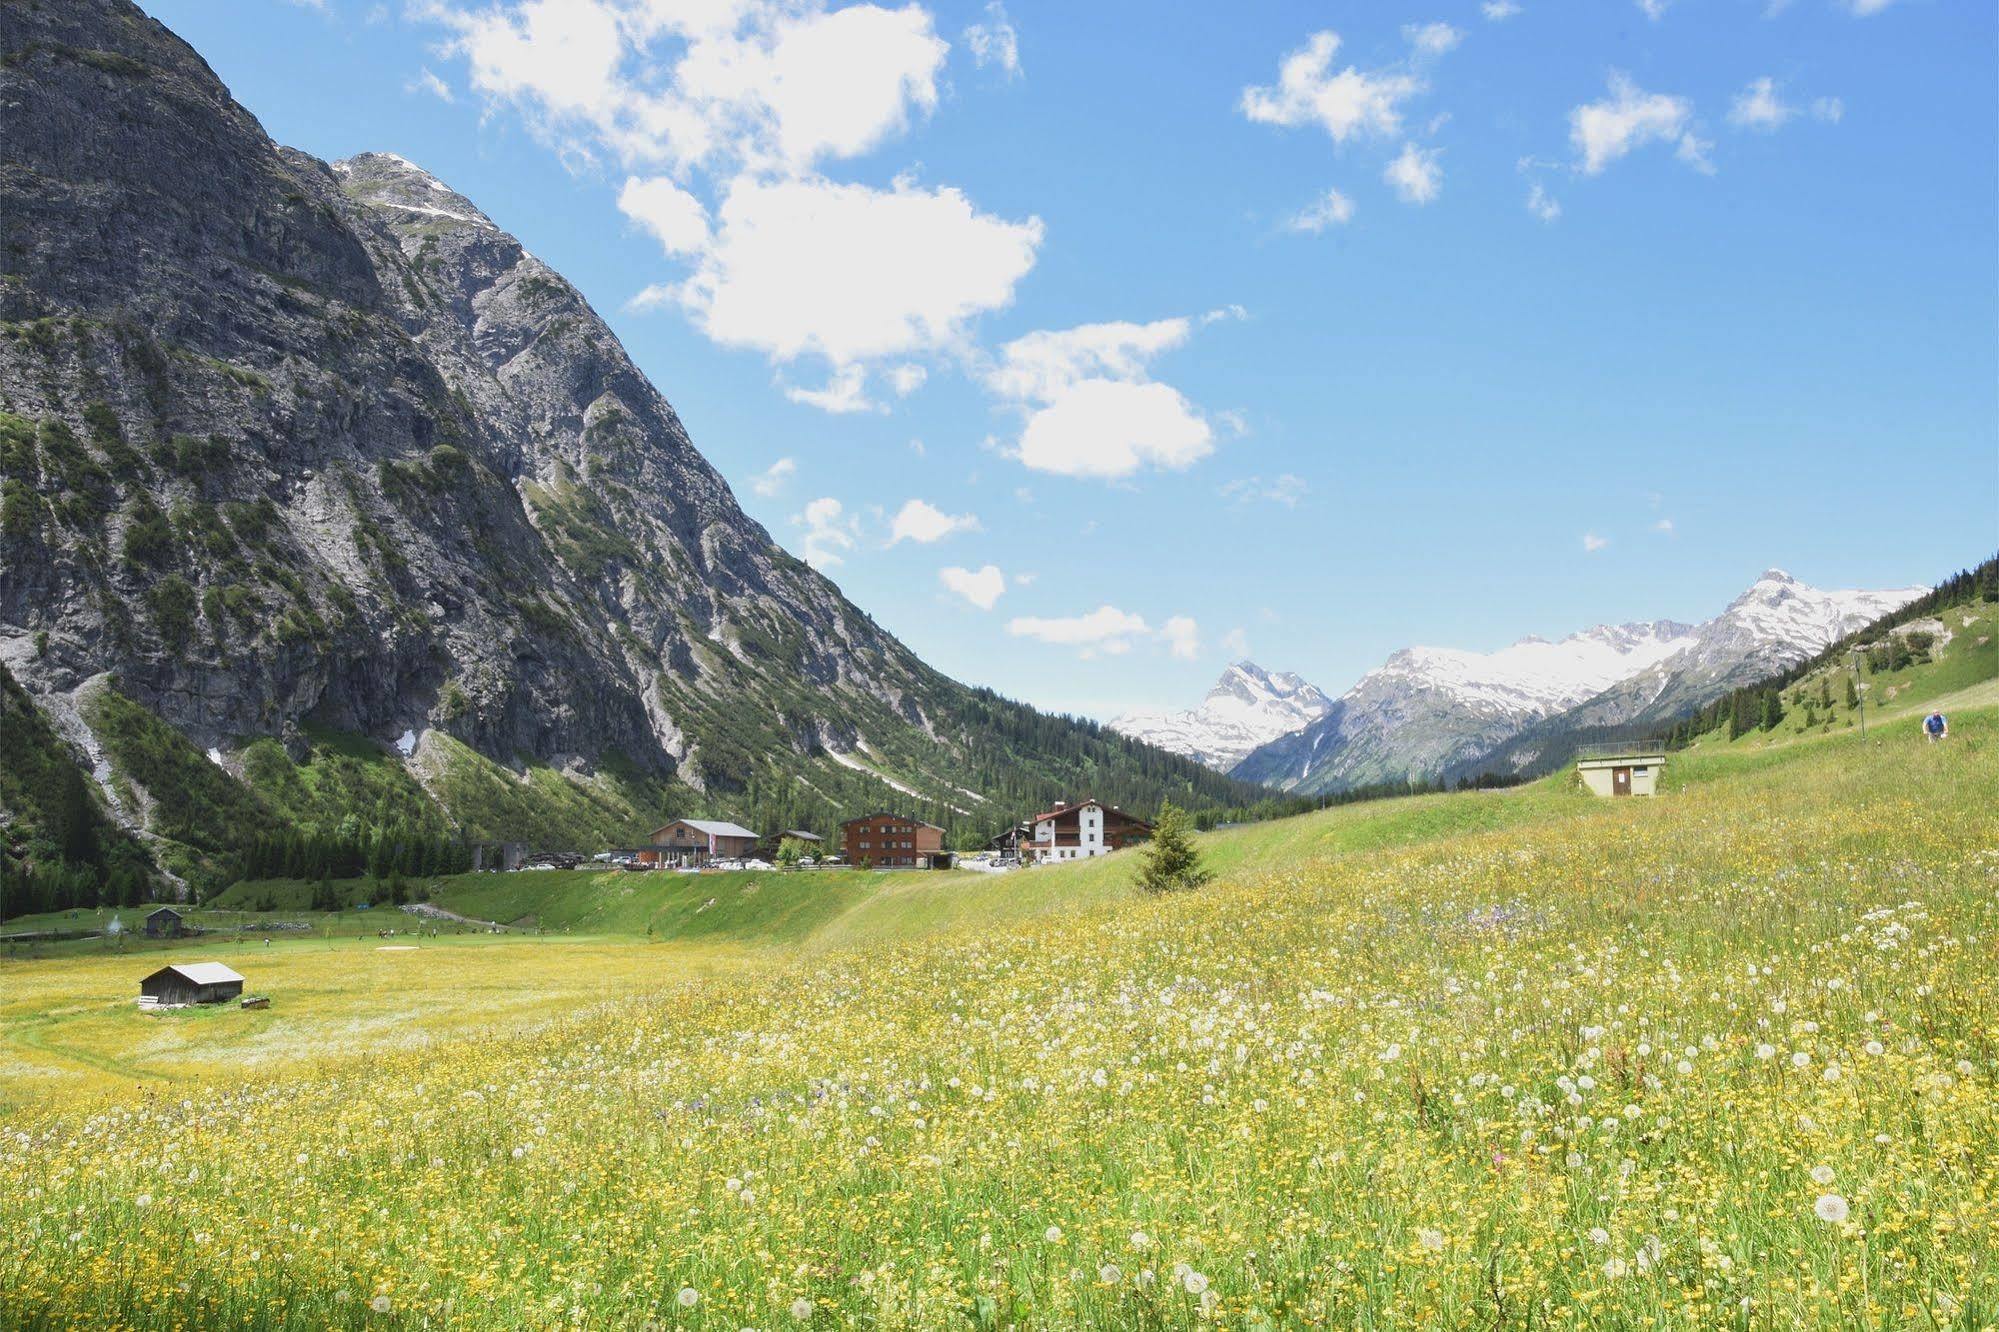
left=1122, top=570, right=1928, bottom=795
left=1109, top=661, right=1334, bottom=770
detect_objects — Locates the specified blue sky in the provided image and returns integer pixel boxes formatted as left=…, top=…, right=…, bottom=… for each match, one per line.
left=146, top=0, right=1995, bottom=719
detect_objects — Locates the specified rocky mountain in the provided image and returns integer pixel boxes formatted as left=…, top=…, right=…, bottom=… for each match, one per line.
left=1110, top=661, right=1334, bottom=771
left=1230, top=621, right=1696, bottom=794
left=1457, top=569, right=1930, bottom=780
left=1232, top=570, right=1927, bottom=795
left=0, top=0, right=1250, bottom=893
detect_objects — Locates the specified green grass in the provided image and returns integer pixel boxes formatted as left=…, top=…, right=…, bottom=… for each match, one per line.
left=3, top=696, right=1996, bottom=1328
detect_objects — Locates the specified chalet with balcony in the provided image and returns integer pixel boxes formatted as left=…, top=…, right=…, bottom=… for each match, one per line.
left=1024, top=799, right=1152, bottom=863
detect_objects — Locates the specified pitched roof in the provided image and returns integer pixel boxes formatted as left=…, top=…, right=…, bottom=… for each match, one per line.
left=150, top=962, right=244, bottom=985
left=782, top=830, right=823, bottom=841
left=840, top=811, right=945, bottom=831
left=680, top=819, right=759, bottom=840
left=1030, top=798, right=1151, bottom=828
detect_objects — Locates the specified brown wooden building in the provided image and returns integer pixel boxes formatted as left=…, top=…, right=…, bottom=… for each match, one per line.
left=139, top=962, right=244, bottom=1006
left=841, top=813, right=947, bottom=868
left=641, top=819, right=761, bottom=866
left=143, top=906, right=185, bottom=939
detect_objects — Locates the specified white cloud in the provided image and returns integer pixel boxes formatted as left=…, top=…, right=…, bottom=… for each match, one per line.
left=431, top=0, right=1039, bottom=394
left=1220, top=474, right=1307, bottom=507
left=1728, top=77, right=1795, bottom=132
left=1240, top=30, right=1425, bottom=145
left=1018, top=380, right=1213, bottom=480
left=985, top=317, right=1218, bottom=480
left=1570, top=74, right=1704, bottom=175
left=783, top=364, right=875, bottom=414
left=1160, top=615, right=1201, bottom=661
left=1583, top=532, right=1609, bottom=553
left=794, top=496, right=858, bottom=568
left=1013, top=570, right=1037, bottom=585
left=939, top=564, right=1006, bottom=609
left=887, top=363, right=927, bottom=396
left=986, top=317, right=1192, bottom=401
left=1676, top=132, right=1715, bottom=175
left=408, top=67, right=455, bottom=102
left=1007, top=605, right=1151, bottom=657
left=889, top=498, right=980, bottom=544
left=441, top=0, right=948, bottom=174
left=624, top=282, right=677, bottom=313
left=1636, top=0, right=1670, bottom=19
left=1811, top=96, right=1845, bottom=124
left=1526, top=182, right=1561, bottom=222
left=1652, top=517, right=1675, bottom=535
left=1286, top=187, right=1356, bottom=232
left=618, top=174, right=711, bottom=255
left=1221, top=626, right=1251, bottom=659
left=1844, top=0, right=1899, bottom=14
left=963, top=1, right=1021, bottom=77
left=1480, top=1, right=1522, bottom=18
left=1403, top=22, right=1463, bottom=56
left=676, top=175, right=1043, bottom=365
left=1384, top=142, right=1443, bottom=204
left=750, top=456, right=796, bottom=497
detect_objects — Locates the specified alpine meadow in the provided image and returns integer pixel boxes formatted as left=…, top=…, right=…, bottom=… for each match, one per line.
left=2, top=1, right=1995, bottom=1330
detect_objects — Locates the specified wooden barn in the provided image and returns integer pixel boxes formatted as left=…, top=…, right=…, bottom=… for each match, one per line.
left=143, top=906, right=185, bottom=938
left=139, top=962, right=244, bottom=1006
left=641, top=819, right=761, bottom=866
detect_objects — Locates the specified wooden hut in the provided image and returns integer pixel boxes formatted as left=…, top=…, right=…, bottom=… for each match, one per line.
left=144, top=906, right=185, bottom=939
left=139, top=962, right=245, bottom=1006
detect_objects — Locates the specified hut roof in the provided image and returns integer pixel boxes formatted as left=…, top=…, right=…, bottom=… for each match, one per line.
left=149, top=962, right=244, bottom=986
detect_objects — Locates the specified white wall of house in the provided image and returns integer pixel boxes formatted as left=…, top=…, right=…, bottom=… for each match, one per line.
left=1031, top=803, right=1114, bottom=861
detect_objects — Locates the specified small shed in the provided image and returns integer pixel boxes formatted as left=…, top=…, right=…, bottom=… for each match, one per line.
left=1576, top=748, right=1665, bottom=797
left=140, top=962, right=245, bottom=1006
left=144, top=906, right=185, bottom=939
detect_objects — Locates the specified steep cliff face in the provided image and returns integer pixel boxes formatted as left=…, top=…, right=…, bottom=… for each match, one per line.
left=0, top=0, right=1248, bottom=876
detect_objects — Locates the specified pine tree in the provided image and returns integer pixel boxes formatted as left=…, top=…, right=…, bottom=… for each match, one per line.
left=1134, top=802, right=1212, bottom=895
left=1844, top=674, right=1859, bottom=710
left=1761, top=690, right=1785, bottom=732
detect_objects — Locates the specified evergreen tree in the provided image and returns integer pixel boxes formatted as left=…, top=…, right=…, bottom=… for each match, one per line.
left=1844, top=674, right=1860, bottom=710
left=1134, top=802, right=1212, bottom=896
left=49, top=763, right=100, bottom=868
left=1761, top=690, right=1785, bottom=732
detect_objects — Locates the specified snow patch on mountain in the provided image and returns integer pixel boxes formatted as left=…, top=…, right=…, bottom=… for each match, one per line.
left=1230, top=568, right=1929, bottom=795
left=1111, top=661, right=1334, bottom=771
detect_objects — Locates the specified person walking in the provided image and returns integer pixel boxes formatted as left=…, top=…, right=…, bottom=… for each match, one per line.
left=1923, top=710, right=1949, bottom=743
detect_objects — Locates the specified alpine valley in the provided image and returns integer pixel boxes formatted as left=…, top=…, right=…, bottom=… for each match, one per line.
left=0, top=0, right=1254, bottom=895
left=1130, top=570, right=1927, bottom=795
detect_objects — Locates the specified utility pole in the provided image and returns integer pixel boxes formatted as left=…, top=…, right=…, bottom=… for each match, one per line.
left=1849, top=647, right=1867, bottom=738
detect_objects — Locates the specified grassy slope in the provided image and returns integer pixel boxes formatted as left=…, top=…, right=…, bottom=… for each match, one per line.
left=1, top=698, right=1992, bottom=1328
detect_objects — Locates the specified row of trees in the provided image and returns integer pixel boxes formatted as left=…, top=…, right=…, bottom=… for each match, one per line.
left=237, top=826, right=477, bottom=884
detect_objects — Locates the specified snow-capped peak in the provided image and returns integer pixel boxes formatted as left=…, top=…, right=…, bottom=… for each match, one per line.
left=1112, top=661, right=1335, bottom=771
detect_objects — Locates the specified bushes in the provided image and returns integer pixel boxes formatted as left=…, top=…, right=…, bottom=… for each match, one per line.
left=120, top=494, right=174, bottom=568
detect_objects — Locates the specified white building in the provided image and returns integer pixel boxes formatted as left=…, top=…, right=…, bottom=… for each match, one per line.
left=1575, top=749, right=1665, bottom=797
left=1024, top=799, right=1153, bottom=862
